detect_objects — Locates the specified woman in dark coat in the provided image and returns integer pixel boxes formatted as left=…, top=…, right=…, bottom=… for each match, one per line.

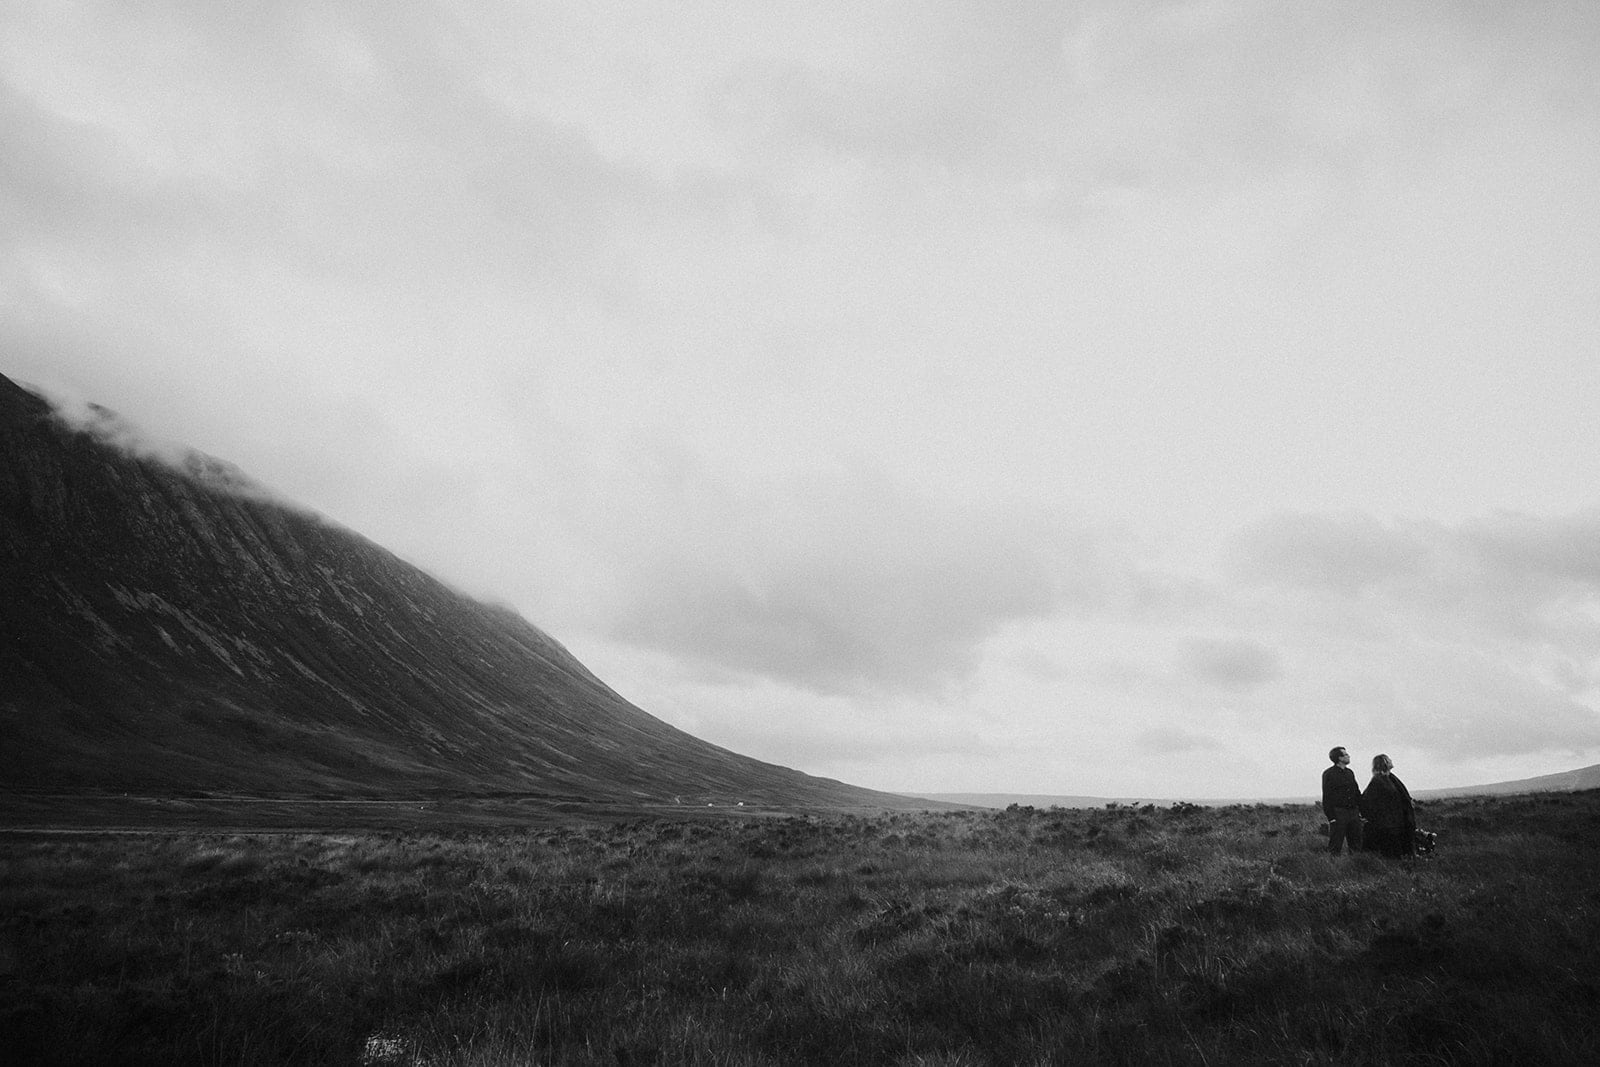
left=1360, top=753, right=1416, bottom=857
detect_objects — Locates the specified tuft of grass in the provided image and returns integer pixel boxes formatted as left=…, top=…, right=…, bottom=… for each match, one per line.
left=2, top=792, right=1599, bottom=1064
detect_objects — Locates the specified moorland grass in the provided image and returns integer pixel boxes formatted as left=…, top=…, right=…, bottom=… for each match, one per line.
left=2, top=793, right=1598, bottom=1065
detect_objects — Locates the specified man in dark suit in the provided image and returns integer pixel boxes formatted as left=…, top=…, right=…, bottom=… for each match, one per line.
left=1322, top=746, right=1364, bottom=855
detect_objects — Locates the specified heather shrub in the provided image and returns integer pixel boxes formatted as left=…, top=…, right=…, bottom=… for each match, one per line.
left=2, top=792, right=1597, bottom=1064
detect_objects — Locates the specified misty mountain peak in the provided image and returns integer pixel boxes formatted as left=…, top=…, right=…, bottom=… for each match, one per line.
left=0, top=371, right=899, bottom=807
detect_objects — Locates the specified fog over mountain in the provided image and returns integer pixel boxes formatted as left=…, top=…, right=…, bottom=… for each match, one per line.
left=0, top=373, right=912, bottom=807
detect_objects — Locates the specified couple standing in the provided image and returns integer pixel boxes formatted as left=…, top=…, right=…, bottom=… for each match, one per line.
left=1322, top=746, right=1417, bottom=857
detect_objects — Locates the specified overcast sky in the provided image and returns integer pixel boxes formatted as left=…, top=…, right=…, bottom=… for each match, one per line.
left=6, top=0, right=1600, bottom=799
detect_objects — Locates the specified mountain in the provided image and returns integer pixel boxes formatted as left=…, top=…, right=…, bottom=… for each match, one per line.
left=1414, top=762, right=1600, bottom=799
left=0, top=373, right=909, bottom=808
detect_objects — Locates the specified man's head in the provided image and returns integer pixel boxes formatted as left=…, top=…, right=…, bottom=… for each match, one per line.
left=1329, top=746, right=1350, bottom=766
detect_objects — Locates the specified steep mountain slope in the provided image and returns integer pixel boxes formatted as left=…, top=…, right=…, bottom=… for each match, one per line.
left=0, top=373, right=899, bottom=806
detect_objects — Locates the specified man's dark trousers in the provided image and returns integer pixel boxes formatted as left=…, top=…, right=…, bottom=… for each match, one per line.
left=1328, top=808, right=1364, bottom=854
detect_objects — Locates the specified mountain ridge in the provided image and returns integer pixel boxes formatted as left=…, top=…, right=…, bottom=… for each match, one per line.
left=0, top=372, right=911, bottom=808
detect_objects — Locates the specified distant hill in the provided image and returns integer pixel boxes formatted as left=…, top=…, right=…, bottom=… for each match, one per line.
left=909, top=793, right=1309, bottom=809
left=916, top=763, right=1600, bottom=809
left=908, top=793, right=1132, bottom=810
left=1413, top=762, right=1600, bottom=799
left=0, top=373, right=916, bottom=808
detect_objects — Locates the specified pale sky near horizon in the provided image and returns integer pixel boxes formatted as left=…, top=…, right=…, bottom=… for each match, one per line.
left=5, top=0, right=1600, bottom=799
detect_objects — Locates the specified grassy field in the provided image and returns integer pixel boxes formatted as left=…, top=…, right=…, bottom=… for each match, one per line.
left=3, top=792, right=1598, bottom=1065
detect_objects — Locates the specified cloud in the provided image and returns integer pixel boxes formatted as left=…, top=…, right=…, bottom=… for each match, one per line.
left=19, top=379, right=276, bottom=498
left=0, top=79, right=194, bottom=246
left=1224, top=509, right=1600, bottom=643
left=1180, top=637, right=1281, bottom=692
left=2, top=1, right=665, bottom=314
left=702, top=1, right=1071, bottom=167
left=599, top=498, right=1600, bottom=774
left=1223, top=511, right=1429, bottom=593
left=4, top=1, right=1599, bottom=799
left=1203, top=507, right=1600, bottom=769
left=1459, top=510, right=1600, bottom=590
left=602, top=458, right=1085, bottom=696
left=22, top=377, right=179, bottom=460
left=1135, top=726, right=1223, bottom=756
left=692, top=690, right=991, bottom=775
left=1353, top=647, right=1600, bottom=761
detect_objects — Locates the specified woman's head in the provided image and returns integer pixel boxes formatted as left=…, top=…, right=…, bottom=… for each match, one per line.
left=1371, top=753, right=1394, bottom=774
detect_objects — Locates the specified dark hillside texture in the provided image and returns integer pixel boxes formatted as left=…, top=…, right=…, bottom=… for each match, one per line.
left=2, top=793, right=1597, bottom=1065
left=0, top=373, right=896, bottom=806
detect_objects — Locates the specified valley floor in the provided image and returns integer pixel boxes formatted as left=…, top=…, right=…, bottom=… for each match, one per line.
left=0, top=792, right=832, bottom=833
left=3, top=793, right=1598, bottom=1064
